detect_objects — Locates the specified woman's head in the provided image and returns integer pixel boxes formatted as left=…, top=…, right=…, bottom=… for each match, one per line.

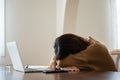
left=54, top=33, right=90, bottom=60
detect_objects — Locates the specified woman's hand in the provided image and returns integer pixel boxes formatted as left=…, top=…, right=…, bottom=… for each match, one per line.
left=49, top=56, right=58, bottom=70
left=62, top=66, right=80, bottom=73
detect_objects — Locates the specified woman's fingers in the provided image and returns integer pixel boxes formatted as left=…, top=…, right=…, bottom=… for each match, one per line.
left=62, top=66, right=80, bottom=72
left=49, top=61, right=57, bottom=69
left=49, top=56, right=58, bottom=70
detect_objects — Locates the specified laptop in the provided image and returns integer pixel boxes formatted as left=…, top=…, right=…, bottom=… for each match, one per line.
left=6, top=41, right=51, bottom=73
left=6, top=41, right=68, bottom=73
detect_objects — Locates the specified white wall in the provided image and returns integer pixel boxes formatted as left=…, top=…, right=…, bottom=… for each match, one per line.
left=56, top=0, right=113, bottom=51
left=56, top=0, right=66, bottom=37
left=75, top=0, right=113, bottom=50
left=5, top=0, right=56, bottom=65
left=63, top=0, right=79, bottom=33
left=3, top=0, right=114, bottom=66
left=61, top=0, right=113, bottom=50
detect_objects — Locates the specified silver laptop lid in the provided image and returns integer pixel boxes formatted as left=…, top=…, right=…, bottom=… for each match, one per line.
left=6, top=41, right=24, bottom=72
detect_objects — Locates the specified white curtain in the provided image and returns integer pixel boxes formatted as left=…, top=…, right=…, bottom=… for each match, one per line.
left=0, top=0, right=5, bottom=56
left=115, top=0, right=120, bottom=48
left=110, top=0, right=120, bottom=49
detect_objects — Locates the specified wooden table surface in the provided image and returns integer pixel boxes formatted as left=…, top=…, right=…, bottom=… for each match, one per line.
left=0, top=67, right=120, bottom=80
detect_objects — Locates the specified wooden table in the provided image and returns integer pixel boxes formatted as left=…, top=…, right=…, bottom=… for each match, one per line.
left=0, top=67, right=120, bottom=80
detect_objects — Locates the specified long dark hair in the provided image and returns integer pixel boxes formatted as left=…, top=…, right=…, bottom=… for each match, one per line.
left=54, top=33, right=90, bottom=60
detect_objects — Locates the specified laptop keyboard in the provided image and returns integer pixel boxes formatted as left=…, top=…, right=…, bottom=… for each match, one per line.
left=24, top=68, right=42, bottom=72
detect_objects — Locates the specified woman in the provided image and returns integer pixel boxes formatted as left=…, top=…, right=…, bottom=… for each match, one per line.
left=49, top=33, right=117, bottom=72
